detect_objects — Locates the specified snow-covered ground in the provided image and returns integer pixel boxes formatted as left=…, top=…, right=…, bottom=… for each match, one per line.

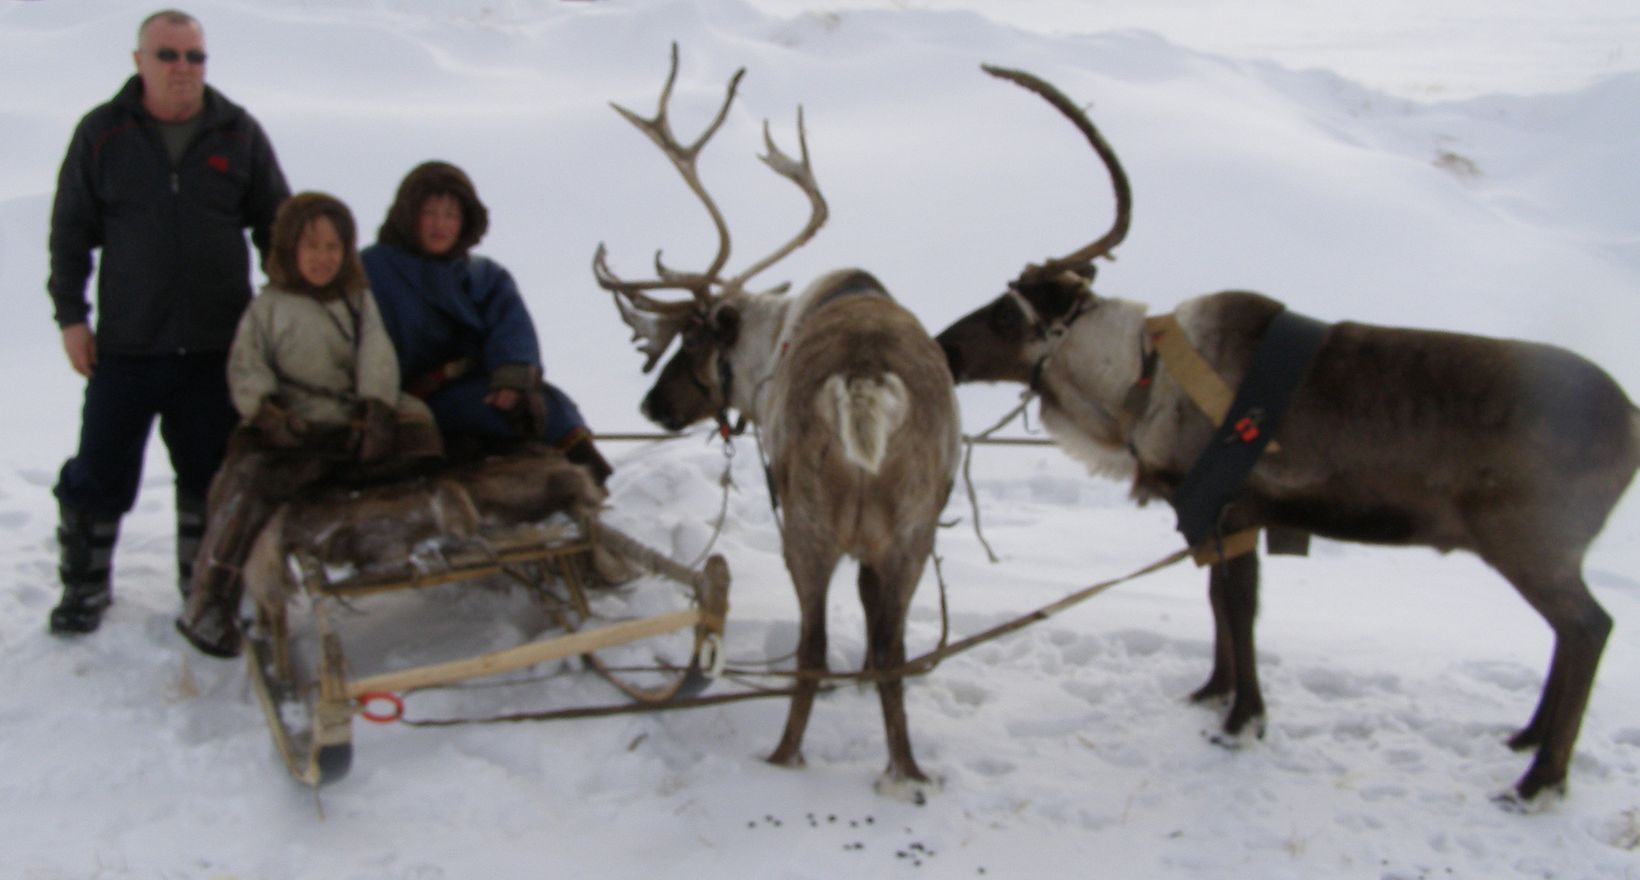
left=1, top=1, right=1638, bottom=877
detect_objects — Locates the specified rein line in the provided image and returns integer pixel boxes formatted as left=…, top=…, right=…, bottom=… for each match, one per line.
left=718, top=542, right=1189, bottom=686
left=395, top=539, right=1189, bottom=728
left=380, top=418, right=1182, bottom=728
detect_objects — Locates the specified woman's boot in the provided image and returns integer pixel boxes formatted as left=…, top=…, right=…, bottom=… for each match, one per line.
left=174, top=477, right=260, bottom=659
left=562, top=433, right=614, bottom=487
left=175, top=561, right=244, bottom=659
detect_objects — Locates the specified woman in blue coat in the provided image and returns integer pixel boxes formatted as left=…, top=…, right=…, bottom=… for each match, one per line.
left=361, top=161, right=611, bottom=484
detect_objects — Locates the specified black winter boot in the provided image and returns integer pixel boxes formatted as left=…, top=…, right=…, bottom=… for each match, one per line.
left=175, top=489, right=207, bottom=601
left=49, top=505, right=120, bottom=635
left=563, top=434, right=614, bottom=487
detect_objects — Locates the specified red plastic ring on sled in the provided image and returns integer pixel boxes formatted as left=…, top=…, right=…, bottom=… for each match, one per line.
left=358, top=691, right=405, bottom=724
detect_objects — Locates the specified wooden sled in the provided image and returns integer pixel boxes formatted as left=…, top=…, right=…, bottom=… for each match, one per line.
left=238, top=448, right=731, bottom=787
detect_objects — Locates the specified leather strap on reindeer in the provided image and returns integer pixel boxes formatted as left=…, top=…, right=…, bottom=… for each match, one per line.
left=1142, top=308, right=1329, bottom=564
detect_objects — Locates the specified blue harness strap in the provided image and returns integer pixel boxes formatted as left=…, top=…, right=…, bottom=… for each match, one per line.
left=1171, top=308, right=1330, bottom=549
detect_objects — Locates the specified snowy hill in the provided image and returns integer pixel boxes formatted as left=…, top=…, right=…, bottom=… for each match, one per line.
left=1, top=2, right=1637, bottom=877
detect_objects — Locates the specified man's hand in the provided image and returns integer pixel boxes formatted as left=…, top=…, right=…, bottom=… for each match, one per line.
left=61, top=324, right=96, bottom=377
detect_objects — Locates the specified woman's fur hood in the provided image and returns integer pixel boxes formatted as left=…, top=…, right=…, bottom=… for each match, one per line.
left=376, top=160, right=490, bottom=259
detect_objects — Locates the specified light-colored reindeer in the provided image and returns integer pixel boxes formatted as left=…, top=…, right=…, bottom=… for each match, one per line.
left=936, top=66, right=1640, bottom=805
left=593, top=46, right=960, bottom=801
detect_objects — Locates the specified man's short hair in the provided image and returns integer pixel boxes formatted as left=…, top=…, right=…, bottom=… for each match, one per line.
left=136, top=9, right=200, bottom=46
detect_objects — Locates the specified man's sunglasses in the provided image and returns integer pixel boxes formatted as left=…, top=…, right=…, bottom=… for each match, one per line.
left=154, top=48, right=208, bottom=65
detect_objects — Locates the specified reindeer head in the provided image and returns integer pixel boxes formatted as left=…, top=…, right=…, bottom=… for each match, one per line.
left=638, top=301, right=741, bottom=432
left=936, top=66, right=1132, bottom=388
left=593, top=44, right=827, bottom=433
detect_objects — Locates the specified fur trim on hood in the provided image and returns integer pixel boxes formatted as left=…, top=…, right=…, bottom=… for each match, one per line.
left=377, top=160, right=490, bottom=259
left=265, top=191, right=367, bottom=301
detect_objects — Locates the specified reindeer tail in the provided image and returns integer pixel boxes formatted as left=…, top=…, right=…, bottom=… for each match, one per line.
left=823, top=373, right=909, bottom=475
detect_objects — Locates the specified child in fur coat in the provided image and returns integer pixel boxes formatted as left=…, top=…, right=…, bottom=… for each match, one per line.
left=176, top=191, right=441, bottom=658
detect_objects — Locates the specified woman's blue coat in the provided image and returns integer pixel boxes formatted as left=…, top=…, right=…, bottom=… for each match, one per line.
left=361, top=242, right=587, bottom=444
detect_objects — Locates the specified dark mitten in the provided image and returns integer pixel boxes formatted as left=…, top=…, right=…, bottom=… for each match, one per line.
left=354, top=398, right=397, bottom=463
left=517, top=388, right=549, bottom=439
left=250, top=399, right=304, bottom=448
left=490, top=363, right=547, bottom=439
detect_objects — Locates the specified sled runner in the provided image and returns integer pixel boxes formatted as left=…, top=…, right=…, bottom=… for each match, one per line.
left=237, top=448, right=730, bottom=786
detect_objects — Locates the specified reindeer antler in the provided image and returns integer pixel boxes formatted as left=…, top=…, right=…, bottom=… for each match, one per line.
left=982, top=64, right=1133, bottom=285
left=596, top=44, right=832, bottom=371
left=593, top=43, right=744, bottom=371
left=722, top=110, right=829, bottom=293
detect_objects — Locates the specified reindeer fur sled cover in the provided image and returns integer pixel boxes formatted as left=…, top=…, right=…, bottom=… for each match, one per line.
left=241, top=446, right=607, bottom=609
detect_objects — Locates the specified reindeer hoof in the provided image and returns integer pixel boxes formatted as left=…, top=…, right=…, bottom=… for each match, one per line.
left=874, top=771, right=940, bottom=805
left=1503, top=764, right=1568, bottom=808
left=1491, top=783, right=1563, bottom=814
left=1205, top=715, right=1266, bottom=750
left=766, top=749, right=806, bottom=769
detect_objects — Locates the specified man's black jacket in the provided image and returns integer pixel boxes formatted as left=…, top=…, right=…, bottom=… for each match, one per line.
left=48, top=75, right=289, bottom=355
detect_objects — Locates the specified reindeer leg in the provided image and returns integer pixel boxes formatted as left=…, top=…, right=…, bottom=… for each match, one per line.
left=858, top=559, right=935, bottom=803
left=768, top=548, right=839, bottom=769
left=1503, top=571, right=1611, bottom=802
left=1191, top=566, right=1236, bottom=705
left=1214, top=550, right=1266, bottom=743
left=1507, top=668, right=1561, bottom=752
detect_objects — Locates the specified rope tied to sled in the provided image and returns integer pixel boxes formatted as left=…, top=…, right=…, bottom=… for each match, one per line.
left=342, top=426, right=1205, bottom=729
left=377, top=539, right=1193, bottom=727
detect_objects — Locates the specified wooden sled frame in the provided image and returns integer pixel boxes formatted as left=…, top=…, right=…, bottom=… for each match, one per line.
left=245, top=513, right=731, bottom=787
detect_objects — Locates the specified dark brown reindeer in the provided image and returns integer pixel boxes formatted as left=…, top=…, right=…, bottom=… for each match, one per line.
left=593, top=46, right=961, bottom=801
left=936, top=65, right=1639, bottom=804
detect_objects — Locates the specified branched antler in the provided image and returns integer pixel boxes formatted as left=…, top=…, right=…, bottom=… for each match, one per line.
left=724, top=111, right=829, bottom=293
left=593, top=42, right=831, bottom=371
left=593, top=43, right=743, bottom=370
left=982, top=64, right=1133, bottom=284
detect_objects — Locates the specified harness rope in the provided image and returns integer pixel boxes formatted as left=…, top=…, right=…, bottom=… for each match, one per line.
left=958, top=392, right=1047, bottom=563
left=682, top=437, right=737, bottom=571
left=393, top=539, right=1190, bottom=726
left=381, top=404, right=1182, bottom=728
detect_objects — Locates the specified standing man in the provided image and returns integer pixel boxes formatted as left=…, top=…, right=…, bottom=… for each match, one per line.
left=46, top=9, right=289, bottom=635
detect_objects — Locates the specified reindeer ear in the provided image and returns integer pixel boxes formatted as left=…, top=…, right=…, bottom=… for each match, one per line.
left=1040, top=271, right=1090, bottom=320
left=711, top=303, right=741, bottom=347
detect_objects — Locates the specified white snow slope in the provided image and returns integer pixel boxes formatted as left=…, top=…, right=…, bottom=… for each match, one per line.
left=1, top=2, right=1638, bottom=878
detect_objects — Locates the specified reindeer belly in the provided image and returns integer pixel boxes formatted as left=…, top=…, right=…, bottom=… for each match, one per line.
left=1249, top=453, right=1549, bottom=552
